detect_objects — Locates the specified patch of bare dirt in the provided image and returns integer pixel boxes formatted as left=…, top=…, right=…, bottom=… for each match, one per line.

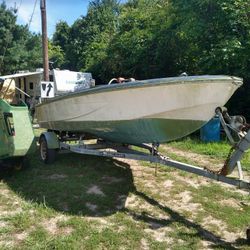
left=140, top=238, right=150, bottom=250
left=201, top=215, right=243, bottom=242
left=201, top=240, right=214, bottom=249
left=162, top=145, right=223, bottom=172
left=122, top=158, right=205, bottom=217
left=86, top=217, right=114, bottom=232
left=173, top=173, right=210, bottom=189
left=122, top=157, right=238, bottom=244
left=177, top=190, right=192, bottom=203
left=13, top=231, right=28, bottom=242
left=141, top=180, right=158, bottom=189
left=125, top=194, right=164, bottom=218
left=202, top=215, right=227, bottom=231
left=144, top=227, right=173, bottom=243
left=163, top=180, right=174, bottom=189
left=168, top=190, right=204, bottom=218
left=125, top=194, right=140, bottom=208
left=0, top=189, right=11, bottom=197
left=0, top=221, right=8, bottom=227
left=218, top=198, right=242, bottom=210
left=0, top=208, right=23, bottom=217
left=86, top=185, right=105, bottom=196
left=61, top=227, right=74, bottom=235
left=87, top=217, right=110, bottom=225
left=41, top=215, right=73, bottom=236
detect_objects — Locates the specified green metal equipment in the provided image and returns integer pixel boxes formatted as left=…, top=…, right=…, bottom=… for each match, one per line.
left=0, top=98, right=35, bottom=166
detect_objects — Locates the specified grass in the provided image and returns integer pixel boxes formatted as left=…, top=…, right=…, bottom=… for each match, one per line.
left=0, top=131, right=250, bottom=249
left=168, top=136, right=250, bottom=172
left=169, top=137, right=231, bottom=158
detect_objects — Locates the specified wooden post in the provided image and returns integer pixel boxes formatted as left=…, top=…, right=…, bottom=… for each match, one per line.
left=40, top=0, right=49, bottom=81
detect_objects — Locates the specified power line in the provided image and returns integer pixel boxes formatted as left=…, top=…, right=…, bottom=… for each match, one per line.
left=28, top=0, right=38, bottom=29
left=18, top=0, right=23, bottom=12
left=13, top=0, right=23, bottom=14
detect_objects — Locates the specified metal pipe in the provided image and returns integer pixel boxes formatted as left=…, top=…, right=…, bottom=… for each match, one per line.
left=14, top=86, right=31, bottom=98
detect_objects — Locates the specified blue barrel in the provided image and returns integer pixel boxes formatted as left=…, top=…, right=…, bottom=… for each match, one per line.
left=200, top=117, right=220, bottom=142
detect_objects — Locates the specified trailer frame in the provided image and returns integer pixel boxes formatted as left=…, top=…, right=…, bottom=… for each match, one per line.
left=39, top=132, right=250, bottom=192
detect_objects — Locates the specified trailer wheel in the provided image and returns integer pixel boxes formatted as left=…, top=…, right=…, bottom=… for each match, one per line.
left=40, top=136, right=56, bottom=164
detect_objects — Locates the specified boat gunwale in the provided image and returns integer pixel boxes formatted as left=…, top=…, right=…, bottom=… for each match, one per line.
left=36, top=75, right=242, bottom=107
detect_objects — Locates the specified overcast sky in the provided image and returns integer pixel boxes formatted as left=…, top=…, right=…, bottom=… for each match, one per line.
left=5, top=0, right=89, bottom=37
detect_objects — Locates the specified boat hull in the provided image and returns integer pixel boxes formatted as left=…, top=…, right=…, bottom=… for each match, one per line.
left=36, top=75, right=242, bottom=144
left=40, top=118, right=204, bottom=144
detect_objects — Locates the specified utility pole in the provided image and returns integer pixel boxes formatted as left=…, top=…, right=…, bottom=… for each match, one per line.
left=40, top=0, right=49, bottom=81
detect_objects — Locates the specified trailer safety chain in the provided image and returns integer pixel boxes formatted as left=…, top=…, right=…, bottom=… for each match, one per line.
left=219, top=145, right=236, bottom=176
left=202, top=144, right=238, bottom=176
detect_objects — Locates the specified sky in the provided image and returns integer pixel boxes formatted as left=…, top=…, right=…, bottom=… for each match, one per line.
left=5, top=0, right=90, bottom=37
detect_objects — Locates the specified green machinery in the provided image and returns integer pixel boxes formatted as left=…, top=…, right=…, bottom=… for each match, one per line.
left=0, top=97, right=35, bottom=166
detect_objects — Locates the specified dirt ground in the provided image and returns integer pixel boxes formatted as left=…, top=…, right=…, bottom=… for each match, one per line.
left=0, top=145, right=250, bottom=249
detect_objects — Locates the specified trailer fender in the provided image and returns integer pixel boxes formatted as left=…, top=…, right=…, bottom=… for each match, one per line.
left=39, top=132, right=59, bottom=149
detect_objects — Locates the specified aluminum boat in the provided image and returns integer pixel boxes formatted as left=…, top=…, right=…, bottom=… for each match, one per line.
left=35, top=75, right=242, bottom=144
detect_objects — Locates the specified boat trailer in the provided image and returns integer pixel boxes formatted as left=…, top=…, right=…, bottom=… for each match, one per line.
left=39, top=108, right=250, bottom=240
left=39, top=108, right=250, bottom=191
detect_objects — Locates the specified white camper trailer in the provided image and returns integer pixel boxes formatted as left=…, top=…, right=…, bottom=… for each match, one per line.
left=0, top=70, right=43, bottom=107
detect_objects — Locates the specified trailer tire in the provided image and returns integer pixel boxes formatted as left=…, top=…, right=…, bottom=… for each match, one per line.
left=39, top=136, right=56, bottom=164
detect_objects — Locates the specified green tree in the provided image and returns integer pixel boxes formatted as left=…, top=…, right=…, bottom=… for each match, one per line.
left=169, top=0, right=250, bottom=116
left=52, top=21, right=70, bottom=68
left=48, top=41, right=65, bottom=69
left=0, top=2, right=42, bottom=75
left=52, top=0, right=250, bottom=119
left=0, top=1, right=17, bottom=73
